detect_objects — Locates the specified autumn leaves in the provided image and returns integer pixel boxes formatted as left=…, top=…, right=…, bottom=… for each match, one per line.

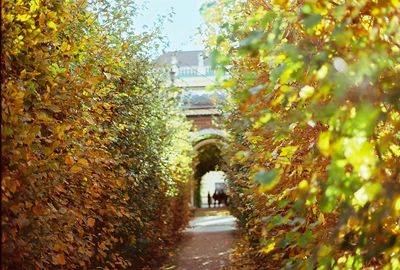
left=203, top=0, right=400, bottom=268
left=2, top=0, right=193, bottom=269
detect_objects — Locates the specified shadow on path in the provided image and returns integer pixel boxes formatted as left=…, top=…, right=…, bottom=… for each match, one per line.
left=163, top=208, right=237, bottom=270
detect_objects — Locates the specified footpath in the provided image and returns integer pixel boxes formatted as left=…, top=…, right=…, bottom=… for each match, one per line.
left=163, top=208, right=237, bottom=270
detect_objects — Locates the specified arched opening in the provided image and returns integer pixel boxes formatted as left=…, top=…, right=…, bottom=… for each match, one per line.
left=200, top=171, right=227, bottom=207
left=192, top=137, right=227, bottom=208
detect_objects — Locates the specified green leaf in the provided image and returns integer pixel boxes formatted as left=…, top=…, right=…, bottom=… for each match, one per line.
left=239, top=30, right=264, bottom=50
left=298, top=230, right=313, bottom=248
left=321, top=185, right=341, bottom=213
left=253, top=169, right=279, bottom=191
left=278, top=198, right=290, bottom=208
left=343, top=138, right=377, bottom=179
left=243, top=72, right=258, bottom=83
left=302, top=14, right=322, bottom=29
left=342, top=104, right=380, bottom=137
left=210, top=49, right=230, bottom=68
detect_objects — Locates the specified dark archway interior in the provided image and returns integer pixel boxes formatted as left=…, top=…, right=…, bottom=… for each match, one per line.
left=193, top=143, right=224, bottom=207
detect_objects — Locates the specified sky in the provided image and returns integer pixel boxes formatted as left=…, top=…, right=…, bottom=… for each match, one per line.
left=135, top=0, right=205, bottom=52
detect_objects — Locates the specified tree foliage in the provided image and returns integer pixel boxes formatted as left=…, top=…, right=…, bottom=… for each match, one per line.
left=2, top=0, right=193, bottom=268
left=203, top=0, right=400, bottom=269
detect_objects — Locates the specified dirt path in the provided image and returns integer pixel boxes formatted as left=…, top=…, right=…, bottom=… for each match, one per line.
left=163, top=208, right=237, bottom=270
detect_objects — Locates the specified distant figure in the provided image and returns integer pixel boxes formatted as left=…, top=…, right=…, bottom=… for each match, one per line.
left=217, top=190, right=222, bottom=207
left=207, top=192, right=212, bottom=208
left=212, top=191, right=218, bottom=207
left=219, top=190, right=226, bottom=205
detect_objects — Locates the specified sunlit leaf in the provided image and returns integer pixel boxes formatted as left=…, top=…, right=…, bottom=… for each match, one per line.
left=47, top=21, right=57, bottom=30
left=353, top=183, right=382, bottom=207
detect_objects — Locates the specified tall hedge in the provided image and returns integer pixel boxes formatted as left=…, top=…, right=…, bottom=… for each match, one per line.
left=1, top=0, right=193, bottom=268
left=203, top=0, right=400, bottom=269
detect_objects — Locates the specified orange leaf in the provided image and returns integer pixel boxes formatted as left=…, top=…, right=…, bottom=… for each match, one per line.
left=53, top=243, right=62, bottom=252
left=53, top=254, right=66, bottom=265
left=87, top=217, right=95, bottom=227
left=65, top=155, right=75, bottom=165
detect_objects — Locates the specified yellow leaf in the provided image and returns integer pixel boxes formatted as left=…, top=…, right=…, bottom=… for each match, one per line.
left=272, top=0, right=288, bottom=8
left=261, top=242, right=275, bottom=254
left=103, top=103, right=112, bottom=110
left=16, top=14, right=31, bottom=22
left=71, top=165, right=82, bottom=173
left=298, top=180, right=308, bottom=190
left=318, top=213, right=326, bottom=225
left=47, top=21, right=57, bottom=30
left=36, top=112, right=52, bottom=122
left=317, top=131, right=331, bottom=156
left=60, top=41, right=70, bottom=52
left=394, top=197, right=400, bottom=214
left=5, top=14, right=15, bottom=22
left=390, top=144, right=400, bottom=157
left=78, top=158, right=89, bottom=168
left=87, top=217, right=95, bottom=227
left=30, top=0, right=40, bottom=12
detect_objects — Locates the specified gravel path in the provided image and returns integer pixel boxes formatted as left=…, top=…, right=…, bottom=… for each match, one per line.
left=163, top=209, right=237, bottom=270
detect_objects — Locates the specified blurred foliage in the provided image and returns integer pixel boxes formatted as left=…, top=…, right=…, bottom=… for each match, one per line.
left=203, top=0, right=400, bottom=269
left=1, top=0, right=193, bottom=269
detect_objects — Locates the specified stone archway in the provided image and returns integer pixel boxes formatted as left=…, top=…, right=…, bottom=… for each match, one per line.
left=191, top=130, right=227, bottom=208
left=191, top=129, right=227, bottom=143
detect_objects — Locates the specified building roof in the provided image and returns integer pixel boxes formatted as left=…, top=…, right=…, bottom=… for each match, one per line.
left=156, top=50, right=211, bottom=67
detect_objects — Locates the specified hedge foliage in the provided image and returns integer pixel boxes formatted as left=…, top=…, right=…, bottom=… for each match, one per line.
left=203, top=0, right=400, bottom=269
left=2, top=0, right=193, bottom=268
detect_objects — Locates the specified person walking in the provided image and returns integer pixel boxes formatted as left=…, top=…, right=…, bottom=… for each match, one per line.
left=207, top=192, right=212, bottom=208
left=217, top=190, right=222, bottom=207
left=212, top=190, right=218, bottom=207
